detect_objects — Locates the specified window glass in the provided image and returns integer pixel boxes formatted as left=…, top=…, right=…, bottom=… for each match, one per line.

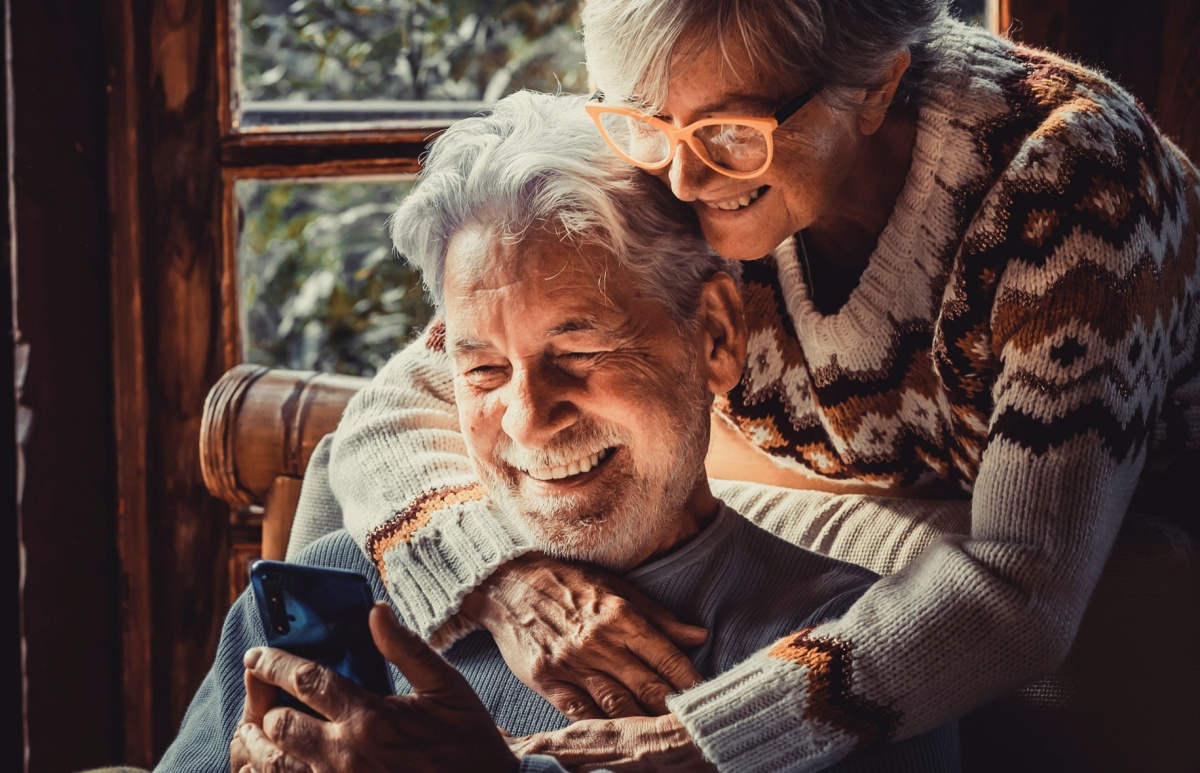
left=950, top=0, right=990, bottom=27
left=236, top=178, right=434, bottom=376
left=237, top=0, right=588, bottom=129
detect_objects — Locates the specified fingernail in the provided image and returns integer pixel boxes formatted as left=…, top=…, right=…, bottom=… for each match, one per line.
left=244, top=648, right=262, bottom=669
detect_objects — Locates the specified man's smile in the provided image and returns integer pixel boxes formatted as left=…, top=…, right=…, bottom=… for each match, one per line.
left=509, top=446, right=621, bottom=493
left=517, top=445, right=617, bottom=481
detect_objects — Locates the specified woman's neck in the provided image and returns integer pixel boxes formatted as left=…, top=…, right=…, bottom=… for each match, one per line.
left=802, top=106, right=919, bottom=313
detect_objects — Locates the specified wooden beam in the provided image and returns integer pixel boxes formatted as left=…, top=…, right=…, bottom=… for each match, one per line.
left=108, top=0, right=229, bottom=764
left=105, top=0, right=153, bottom=763
left=1157, top=0, right=1200, bottom=160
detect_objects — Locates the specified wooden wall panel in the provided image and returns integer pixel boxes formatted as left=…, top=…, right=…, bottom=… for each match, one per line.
left=1004, top=0, right=1199, bottom=160
left=11, top=0, right=121, bottom=770
left=3, top=3, right=23, bottom=770
left=1157, top=0, right=1200, bottom=161
left=107, top=0, right=228, bottom=765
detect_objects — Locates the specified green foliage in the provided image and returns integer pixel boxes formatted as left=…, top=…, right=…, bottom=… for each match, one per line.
left=239, top=0, right=588, bottom=102
left=235, top=1, right=589, bottom=376
left=237, top=179, right=434, bottom=376
left=950, top=0, right=987, bottom=27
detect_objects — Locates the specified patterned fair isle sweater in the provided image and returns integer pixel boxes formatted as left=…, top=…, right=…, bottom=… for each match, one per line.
left=328, top=17, right=1200, bottom=773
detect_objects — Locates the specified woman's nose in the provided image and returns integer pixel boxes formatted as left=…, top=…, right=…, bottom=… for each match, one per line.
left=666, top=141, right=713, bottom=202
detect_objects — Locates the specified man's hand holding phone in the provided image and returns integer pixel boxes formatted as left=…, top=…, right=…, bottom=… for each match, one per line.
left=233, top=603, right=520, bottom=773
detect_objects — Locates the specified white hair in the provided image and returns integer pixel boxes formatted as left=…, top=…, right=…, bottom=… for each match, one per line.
left=582, top=0, right=949, bottom=113
left=390, top=90, right=739, bottom=325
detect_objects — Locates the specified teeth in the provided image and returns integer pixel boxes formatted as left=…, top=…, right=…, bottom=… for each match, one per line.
left=525, top=448, right=611, bottom=481
left=706, top=188, right=760, bottom=211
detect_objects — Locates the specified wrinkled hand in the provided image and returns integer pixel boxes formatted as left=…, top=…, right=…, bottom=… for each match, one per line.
left=509, top=713, right=714, bottom=772
left=236, top=603, right=519, bottom=773
left=230, top=646, right=287, bottom=772
left=460, top=553, right=708, bottom=721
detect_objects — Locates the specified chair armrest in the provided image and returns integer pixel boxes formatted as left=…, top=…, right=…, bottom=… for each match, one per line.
left=200, top=364, right=369, bottom=510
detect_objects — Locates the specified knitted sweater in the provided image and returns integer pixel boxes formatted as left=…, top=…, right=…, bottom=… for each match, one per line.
left=157, top=518, right=959, bottom=772
left=328, top=17, right=1200, bottom=773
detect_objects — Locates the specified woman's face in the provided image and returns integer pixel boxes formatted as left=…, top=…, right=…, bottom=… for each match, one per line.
left=644, top=34, right=872, bottom=260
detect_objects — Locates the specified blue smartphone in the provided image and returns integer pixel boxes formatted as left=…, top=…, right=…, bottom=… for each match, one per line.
left=248, top=559, right=394, bottom=717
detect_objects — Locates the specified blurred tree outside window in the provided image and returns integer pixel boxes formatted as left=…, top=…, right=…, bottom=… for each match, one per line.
left=233, top=0, right=587, bottom=377
left=236, top=178, right=435, bottom=375
left=951, top=0, right=991, bottom=27
left=238, top=0, right=588, bottom=126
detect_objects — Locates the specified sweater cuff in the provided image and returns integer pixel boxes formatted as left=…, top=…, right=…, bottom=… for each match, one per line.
left=667, top=651, right=854, bottom=773
left=379, top=500, right=534, bottom=639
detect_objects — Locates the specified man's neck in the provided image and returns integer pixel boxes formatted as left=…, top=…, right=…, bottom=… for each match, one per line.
left=622, top=483, right=721, bottom=571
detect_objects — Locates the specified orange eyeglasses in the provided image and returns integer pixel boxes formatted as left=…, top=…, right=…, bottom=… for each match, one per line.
left=585, top=84, right=823, bottom=180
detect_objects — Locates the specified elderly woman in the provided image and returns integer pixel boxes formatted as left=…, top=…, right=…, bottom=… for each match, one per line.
left=328, top=0, right=1199, bottom=769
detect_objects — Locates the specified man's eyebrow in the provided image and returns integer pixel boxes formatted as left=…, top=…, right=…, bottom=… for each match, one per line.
left=447, top=336, right=493, bottom=354
left=546, top=317, right=602, bottom=337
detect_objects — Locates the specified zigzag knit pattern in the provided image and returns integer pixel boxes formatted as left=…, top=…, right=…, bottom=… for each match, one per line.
left=674, top=19, right=1199, bottom=771
left=328, top=16, right=1199, bottom=773
left=721, top=45, right=1199, bottom=494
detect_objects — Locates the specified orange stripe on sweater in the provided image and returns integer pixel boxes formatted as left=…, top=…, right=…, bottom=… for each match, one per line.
left=768, top=629, right=899, bottom=753
left=366, top=483, right=485, bottom=584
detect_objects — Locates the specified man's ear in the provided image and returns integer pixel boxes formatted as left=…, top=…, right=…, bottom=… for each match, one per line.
left=858, top=51, right=911, bottom=136
left=697, top=272, right=746, bottom=396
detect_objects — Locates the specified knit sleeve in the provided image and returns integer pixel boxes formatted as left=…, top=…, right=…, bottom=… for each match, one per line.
left=668, top=72, right=1200, bottom=771
left=154, top=591, right=267, bottom=772
left=329, top=319, right=533, bottom=641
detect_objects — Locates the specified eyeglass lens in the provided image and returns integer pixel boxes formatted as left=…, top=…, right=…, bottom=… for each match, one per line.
left=596, top=112, right=768, bottom=173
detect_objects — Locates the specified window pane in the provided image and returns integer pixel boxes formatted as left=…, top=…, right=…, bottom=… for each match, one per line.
left=235, top=178, right=434, bottom=376
left=950, top=0, right=991, bottom=27
left=237, top=0, right=588, bottom=129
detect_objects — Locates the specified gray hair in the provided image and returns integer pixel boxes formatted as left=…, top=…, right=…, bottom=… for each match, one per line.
left=581, top=0, right=949, bottom=113
left=391, top=91, right=738, bottom=326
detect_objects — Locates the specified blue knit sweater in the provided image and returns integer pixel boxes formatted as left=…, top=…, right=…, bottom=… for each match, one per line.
left=156, top=506, right=958, bottom=772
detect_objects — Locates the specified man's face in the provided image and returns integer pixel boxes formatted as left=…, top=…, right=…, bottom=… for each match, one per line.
left=444, top=222, right=713, bottom=571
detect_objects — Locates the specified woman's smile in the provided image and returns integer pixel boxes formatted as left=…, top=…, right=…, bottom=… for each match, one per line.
left=701, top=184, right=768, bottom=211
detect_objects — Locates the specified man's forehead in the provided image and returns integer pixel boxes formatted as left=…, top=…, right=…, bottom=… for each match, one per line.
left=443, top=222, right=622, bottom=300
left=442, top=222, right=643, bottom=345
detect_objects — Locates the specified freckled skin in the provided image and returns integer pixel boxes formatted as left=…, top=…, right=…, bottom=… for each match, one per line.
left=443, top=222, right=719, bottom=571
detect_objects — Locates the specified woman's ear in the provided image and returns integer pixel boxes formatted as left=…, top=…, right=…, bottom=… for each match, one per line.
left=858, top=51, right=911, bottom=135
left=696, top=272, right=747, bottom=395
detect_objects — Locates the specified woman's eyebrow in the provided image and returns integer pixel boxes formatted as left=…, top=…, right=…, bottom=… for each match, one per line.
left=687, top=93, right=779, bottom=116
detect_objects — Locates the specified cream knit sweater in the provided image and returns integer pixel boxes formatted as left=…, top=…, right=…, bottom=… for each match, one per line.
left=328, top=18, right=1200, bottom=772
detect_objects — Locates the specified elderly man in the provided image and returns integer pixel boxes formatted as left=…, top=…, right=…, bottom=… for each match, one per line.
left=156, top=92, right=956, bottom=773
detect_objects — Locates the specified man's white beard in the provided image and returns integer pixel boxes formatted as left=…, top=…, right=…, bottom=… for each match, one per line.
left=503, top=443, right=700, bottom=571
left=480, top=371, right=712, bottom=572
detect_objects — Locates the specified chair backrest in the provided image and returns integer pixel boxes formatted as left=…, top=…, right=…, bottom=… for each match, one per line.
left=199, top=364, right=368, bottom=599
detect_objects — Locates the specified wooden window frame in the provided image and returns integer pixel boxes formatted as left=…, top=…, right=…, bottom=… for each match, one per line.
left=110, top=0, right=466, bottom=764
left=213, top=0, right=457, bottom=371
left=213, top=1, right=446, bottom=605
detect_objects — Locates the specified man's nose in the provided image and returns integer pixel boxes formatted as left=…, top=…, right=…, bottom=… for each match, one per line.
left=500, top=366, right=578, bottom=448
left=667, top=140, right=712, bottom=202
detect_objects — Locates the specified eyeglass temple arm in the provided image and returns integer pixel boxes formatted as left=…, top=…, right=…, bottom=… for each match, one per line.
left=773, top=84, right=823, bottom=123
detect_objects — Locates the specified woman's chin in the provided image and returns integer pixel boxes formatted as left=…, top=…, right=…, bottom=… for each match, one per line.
left=697, top=208, right=789, bottom=261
